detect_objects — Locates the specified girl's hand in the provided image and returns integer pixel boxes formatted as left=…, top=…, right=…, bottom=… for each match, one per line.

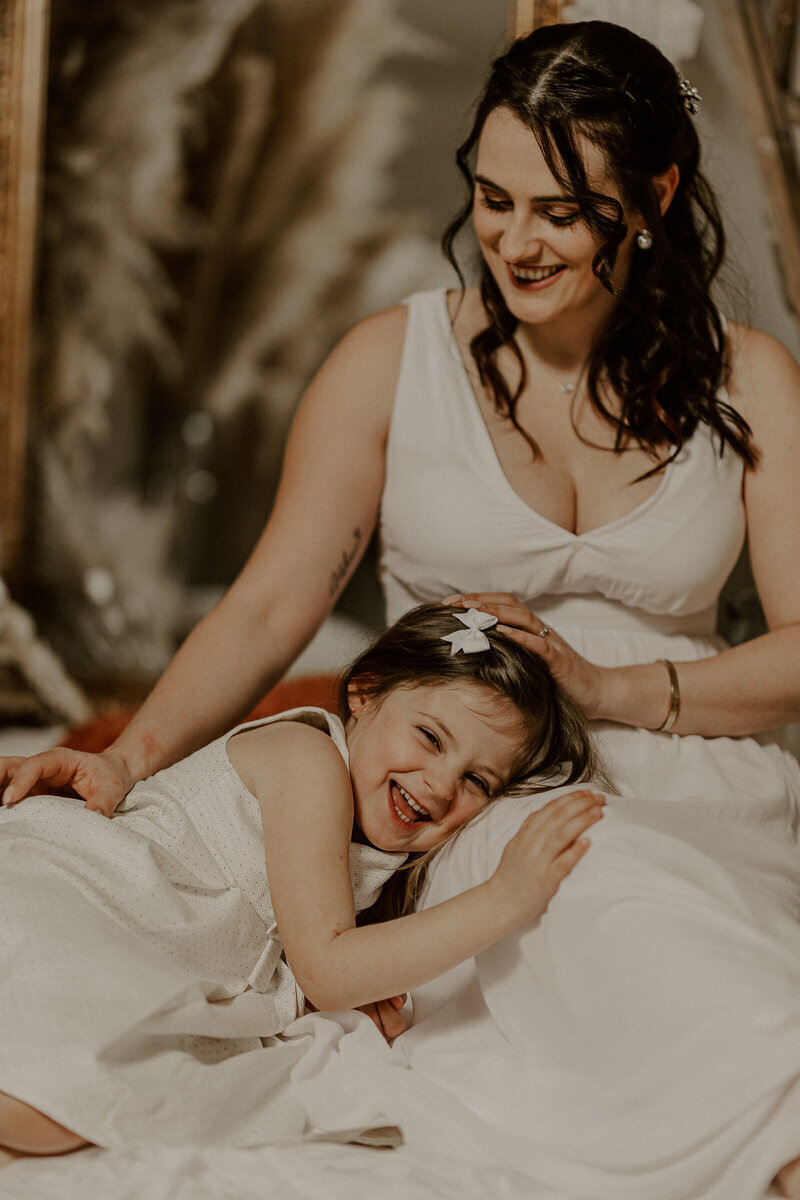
left=357, top=993, right=407, bottom=1042
left=445, top=593, right=608, bottom=719
left=490, top=789, right=605, bottom=927
left=0, top=748, right=134, bottom=818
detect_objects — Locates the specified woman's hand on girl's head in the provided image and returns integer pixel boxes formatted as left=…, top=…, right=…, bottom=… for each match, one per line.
left=489, top=789, right=605, bottom=928
left=0, top=748, right=133, bottom=817
left=444, top=593, right=609, bottom=720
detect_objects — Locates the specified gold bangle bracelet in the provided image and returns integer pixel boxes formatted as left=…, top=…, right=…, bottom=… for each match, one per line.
left=656, top=659, right=680, bottom=732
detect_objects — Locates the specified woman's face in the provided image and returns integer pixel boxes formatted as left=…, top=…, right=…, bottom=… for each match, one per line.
left=472, top=106, right=638, bottom=337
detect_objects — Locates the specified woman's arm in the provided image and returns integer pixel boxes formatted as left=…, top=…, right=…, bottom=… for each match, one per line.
left=231, top=721, right=604, bottom=1013
left=450, top=329, right=800, bottom=738
left=0, top=307, right=407, bottom=813
left=601, top=326, right=800, bottom=736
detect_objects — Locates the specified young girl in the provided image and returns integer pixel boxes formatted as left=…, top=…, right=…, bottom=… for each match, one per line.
left=0, top=604, right=604, bottom=1161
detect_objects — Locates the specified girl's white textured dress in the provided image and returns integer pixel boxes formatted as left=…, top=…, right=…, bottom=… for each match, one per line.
left=0, top=707, right=403, bottom=1148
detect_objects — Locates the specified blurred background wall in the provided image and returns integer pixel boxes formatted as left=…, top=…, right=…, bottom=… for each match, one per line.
left=1, top=0, right=799, bottom=724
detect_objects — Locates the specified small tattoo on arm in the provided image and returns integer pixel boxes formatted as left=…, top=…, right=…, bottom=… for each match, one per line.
left=140, top=732, right=162, bottom=761
left=329, top=528, right=361, bottom=598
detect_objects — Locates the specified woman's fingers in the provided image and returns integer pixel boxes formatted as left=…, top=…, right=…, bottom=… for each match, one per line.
left=1, top=752, right=72, bottom=806
left=445, top=596, right=608, bottom=719
left=0, top=758, right=25, bottom=791
left=1, top=749, right=127, bottom=817
left=445, top=592, right=520, bottom=607
left=445, top=595, right=553, bottom=645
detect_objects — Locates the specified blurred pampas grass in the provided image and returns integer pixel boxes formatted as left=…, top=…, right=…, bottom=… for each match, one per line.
left=32, top=0, right=444, bottom=679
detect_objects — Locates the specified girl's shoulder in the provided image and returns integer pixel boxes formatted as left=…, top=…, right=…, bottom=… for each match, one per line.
left=227, top=717, right=350, bottom=803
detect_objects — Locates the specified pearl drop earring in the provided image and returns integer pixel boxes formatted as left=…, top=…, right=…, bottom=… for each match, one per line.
left=636, top=228, right=653, bottom=251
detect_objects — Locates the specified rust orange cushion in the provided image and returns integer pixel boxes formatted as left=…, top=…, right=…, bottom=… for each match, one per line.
left=60, top=674, right=340, bottom=754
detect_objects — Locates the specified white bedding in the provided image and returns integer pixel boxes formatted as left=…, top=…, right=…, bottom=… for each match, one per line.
left=3, top=785, right=798, bottom=1200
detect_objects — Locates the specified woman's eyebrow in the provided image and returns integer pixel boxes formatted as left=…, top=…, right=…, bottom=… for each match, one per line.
left=474, top=174, right=573, bottom=205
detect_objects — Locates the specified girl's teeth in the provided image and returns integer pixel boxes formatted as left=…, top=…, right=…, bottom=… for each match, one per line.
left=391, top=783, right=430, bottom=821
left=398, top=785, right=429, bottom=817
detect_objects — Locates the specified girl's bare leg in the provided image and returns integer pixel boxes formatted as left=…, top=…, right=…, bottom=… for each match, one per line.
left=0, top=1090, right=88, bottom=1161
left=778, top=1158, right=800, bottom=1198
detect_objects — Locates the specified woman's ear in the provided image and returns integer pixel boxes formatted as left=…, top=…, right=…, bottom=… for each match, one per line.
left=653, top=162, right=680, bottom=216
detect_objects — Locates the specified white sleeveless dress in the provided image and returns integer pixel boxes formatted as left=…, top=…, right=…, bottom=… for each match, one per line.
left=380, top=288, right=800, bottom=831
left=380, top=290, right=800, bottom=1197
left=0, top=707, right=404, bottom=1148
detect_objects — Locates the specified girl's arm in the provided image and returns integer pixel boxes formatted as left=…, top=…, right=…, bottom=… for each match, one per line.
left=0, top=307, right=407, bottom=815
left=452, top=328, right=800, bottom=737
left=230, top=721, right=604, bottom=1013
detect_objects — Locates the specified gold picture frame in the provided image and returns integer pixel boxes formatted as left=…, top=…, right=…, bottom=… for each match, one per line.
left=508, top=0, right=568, bottom=40
left=0, top=0, right=49, bottom=584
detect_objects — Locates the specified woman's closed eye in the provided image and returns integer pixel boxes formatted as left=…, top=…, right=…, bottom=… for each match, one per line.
left=542, top=207, right=580, bottom=227
left=477, top=192, right=512, bottom=213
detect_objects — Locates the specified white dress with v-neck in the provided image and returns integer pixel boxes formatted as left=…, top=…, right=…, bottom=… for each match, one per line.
left=377, top=288, right=800, bottom=1197
left=380, top=287, right=800, bottom=829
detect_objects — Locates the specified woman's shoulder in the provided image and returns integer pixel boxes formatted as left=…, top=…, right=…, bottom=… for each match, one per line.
left=327, top=302, right=409, bottom=371
left=330, top=287, right=483, bottom=370
left=724, top=321, right=800, bottom=427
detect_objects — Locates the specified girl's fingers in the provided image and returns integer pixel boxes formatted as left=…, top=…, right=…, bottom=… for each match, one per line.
left=552, top=837, right=592, bottom=876
left=554, top=807, right=605, bottom=846
left=374, top=999, right=406, bottom=1040
left=533, top=790, right=606, bottom=826
left=517, top=792, right=605, bottom=854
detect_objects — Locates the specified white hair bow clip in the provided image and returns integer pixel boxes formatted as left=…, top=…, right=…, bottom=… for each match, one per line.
left=441, top=608, right=498, bottom=655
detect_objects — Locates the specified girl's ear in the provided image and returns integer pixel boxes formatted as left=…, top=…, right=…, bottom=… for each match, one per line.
left=653, top=162, right=680, bottom=216
left=347, top=682, right=370, bottom=716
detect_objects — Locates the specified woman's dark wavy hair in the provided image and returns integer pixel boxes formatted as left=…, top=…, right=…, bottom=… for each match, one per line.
left=442, top=20, right=756, bottom=474
left=339, top=603, right=604, bottom=919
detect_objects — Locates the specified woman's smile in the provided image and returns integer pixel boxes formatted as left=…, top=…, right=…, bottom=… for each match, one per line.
left=506, top=262, right=567, bottom=290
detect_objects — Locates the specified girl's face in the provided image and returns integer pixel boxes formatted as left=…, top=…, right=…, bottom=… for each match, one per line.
left=346, top=680, right=524, bottom=854
left=472, top=106, right=638, bottom=338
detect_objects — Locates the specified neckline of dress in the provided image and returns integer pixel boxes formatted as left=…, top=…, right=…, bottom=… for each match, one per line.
left=437, top=290, right=685, bottom=542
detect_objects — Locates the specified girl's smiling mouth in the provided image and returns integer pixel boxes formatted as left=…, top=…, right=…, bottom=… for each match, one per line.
left=389, top=781, right=432, bottom=826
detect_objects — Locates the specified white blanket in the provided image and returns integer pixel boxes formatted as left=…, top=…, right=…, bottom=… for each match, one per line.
left=4, top=786, right=800, bottom=1199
